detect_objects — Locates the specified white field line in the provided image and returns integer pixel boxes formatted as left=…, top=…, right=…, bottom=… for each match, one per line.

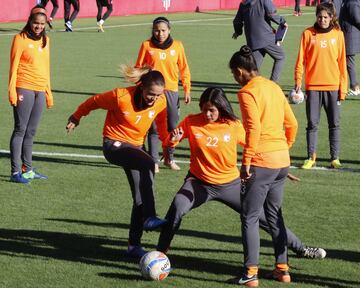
left=0, top=12, right=312, bottom=37
left=0, top=149, right=358, bottom=172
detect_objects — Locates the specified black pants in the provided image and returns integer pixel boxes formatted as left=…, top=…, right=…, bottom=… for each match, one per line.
left=41, top=0, right=59, bottom=18
left=103, top=138, right=157, bottom=246
left=64, top=0, right=80, bottom=23
left=96, top=0, right=113, bottom=22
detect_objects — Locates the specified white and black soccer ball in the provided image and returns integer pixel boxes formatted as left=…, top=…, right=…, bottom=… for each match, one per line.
left=139, top=251, right=171, bottom=281
left=288, top=89, right=304, bottom=104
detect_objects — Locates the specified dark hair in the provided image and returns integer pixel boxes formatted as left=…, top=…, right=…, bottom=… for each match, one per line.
left=199, top=87, right=238, bottom=122
left=315, top=2, right=340, bottom=29
left=140, top=70, right=165, bottom=88
left=153, top=16, right=171, bottom=28
left=229, top=45, right=258, bottom=72
left=21, top=5, right=47, bottom=48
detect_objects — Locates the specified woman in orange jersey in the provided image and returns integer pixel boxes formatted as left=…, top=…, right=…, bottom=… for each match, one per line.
left=229, top=45, right=298, bottom=286
left=295, top=2, right=347, bottom=169
left=66, top=66, right=168, bottom=258
left=8, top=5, right=53, bottom=184
left=157, top=88, right=325, bottom=266
left=136, top=16, right=191, bottom=172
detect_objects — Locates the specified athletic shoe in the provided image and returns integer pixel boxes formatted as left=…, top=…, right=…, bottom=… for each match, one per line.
left=126, top=245, right=146, bottom=258
left=164, top=160, right=181, bottom=171
left=47, top=19, right=53, bottom=29
left=347, top=86, right=360, bottom=97
left=298, top=246, right=327, bottom=259
left=22, top=170, right=48, bottom=180
left=10, top=173, right=30, bottom=184
left=65, top=21, right=73, bottom=32
left=97, top=24, right=104, bottom=32
left=267, top=269, right=291, bottom=283
left=154, top=163, right=160, bottom=173
left=301, top=159, right=316, bottom=169
left=227, top=274, right=259, bottom=286
left=330, top=159, right=342, bottom=169
left=293, top=11, right=299, bottom=16
left=143, top=216, right=167, bottom=231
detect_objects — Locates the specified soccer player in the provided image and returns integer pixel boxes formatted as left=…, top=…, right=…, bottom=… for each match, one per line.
left=340, top=0, right=360, bottom=96
left=295, top=2, right=347, bottom=169
left=64, top=0, right=80, bottom=32
left=229, top=45, right=298, bottom=286
left=232, top=0, right=288, bottom=82
left=294, top=0, right=302, bottom=16
left=96, top=0, right=113, bottom=32
left=8, top=5, right=53, bottom=184
left=136, top=16, right=191, bottom=173
left=40, top=0, right=59, bottom=28
left=66, top=66, right=168, bottom=258
left=157, top=87, right=326, bottom=265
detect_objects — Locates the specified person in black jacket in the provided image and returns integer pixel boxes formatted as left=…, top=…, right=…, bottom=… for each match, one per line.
left=340, top=0, right=360, bottom=96
left=232, top=0, right=288, bottom=82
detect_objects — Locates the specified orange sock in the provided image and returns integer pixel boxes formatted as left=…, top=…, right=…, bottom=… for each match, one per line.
left=276, top=263, right=289, bottom=272
left=246, top=266, right=258, bottom=276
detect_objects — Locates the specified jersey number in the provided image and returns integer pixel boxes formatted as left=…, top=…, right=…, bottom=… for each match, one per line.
left=159, top=52, right=167, bottom=60
left=206, top=137, right=218, bottom=147
left=135, top=115, right=142, bottom=124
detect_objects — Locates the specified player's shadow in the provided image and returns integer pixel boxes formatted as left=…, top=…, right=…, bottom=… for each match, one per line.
left=34, top=141, right=102, bottom=151
left=51, top=89, right=97, bottom=97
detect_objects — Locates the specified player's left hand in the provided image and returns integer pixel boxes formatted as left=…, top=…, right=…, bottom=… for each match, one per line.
left=184, top=93, right=191, bottom=105
left=240, top=164, right=252, bottom=180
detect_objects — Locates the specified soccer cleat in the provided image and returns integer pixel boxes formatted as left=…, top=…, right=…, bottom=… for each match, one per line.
left=227, top=274, right=259, bottom=286
left=10, top=173, right=30, bottom=184
left=154, top=163, right=160, bottom=173
left=22, top=170, right=48, bottom=180
left=97, top=24, right=104, bottom=32
left=65, top=21, right=73, bottom=32
left=267, top=269, right=291, bottom=283
left=301, top=159, right=316, bottom=169
left=164, top=160, right=181, bottom=171
left=298, top=246, right=327, bottom=259
left=330, top=159, right=342, bottom=169
left=293, top=11, right=299, bottom=16
left=126, top=245, right=147, bottom=258
left=347, top=86, right=360, bottom=97
left=143, top=216, right=167, bottom=231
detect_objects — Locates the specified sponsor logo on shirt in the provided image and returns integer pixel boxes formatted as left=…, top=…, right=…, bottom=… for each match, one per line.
left=170, top=49, right=176, bottom=56
left=28, top=44, right=34, bottom=49
left=331, top=38, right=336, bottom=45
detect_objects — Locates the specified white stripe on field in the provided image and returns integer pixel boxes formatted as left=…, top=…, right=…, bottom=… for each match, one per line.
left=0, top=12, right=313, bottom=37
left=0, top=149, right=358, bottom=172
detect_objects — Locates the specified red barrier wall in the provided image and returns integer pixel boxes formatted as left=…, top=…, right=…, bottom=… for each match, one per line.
left=0, top=0, right=300, bottom=23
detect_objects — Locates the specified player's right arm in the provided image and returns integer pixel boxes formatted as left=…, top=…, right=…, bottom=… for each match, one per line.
left=294, top=31, right=307, bottom=92
left=8, top=35, right=24, bottom=106
left=232, top=3, right=243, bottom=39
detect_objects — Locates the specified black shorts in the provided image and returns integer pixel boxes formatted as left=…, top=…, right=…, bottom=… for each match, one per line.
left=98, top=0, right=112, bottom=7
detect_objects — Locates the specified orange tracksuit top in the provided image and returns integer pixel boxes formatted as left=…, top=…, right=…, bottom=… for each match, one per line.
left=8, top=33, right=53, bottom=108
left=135, top=39, right=191, bottom=93
left=295, top=26, right=347, bottom=100
left=238, top=76, right=298, bottom=168
left=72, top=86, right=167, bottom=146
left=166, top=113, right=246, bottom=184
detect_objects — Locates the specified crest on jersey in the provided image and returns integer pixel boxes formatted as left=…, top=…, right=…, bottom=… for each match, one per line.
left=148, top=110, right=155, bottom=118
left=194, top=133, right=203, bottom=139
left=170, top=50, right=176, bottom=56
left=223, top=134, right=231, bottom=142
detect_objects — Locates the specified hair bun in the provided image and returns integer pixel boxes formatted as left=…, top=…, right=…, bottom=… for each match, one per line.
left=239, top=45, right=252, bottom=57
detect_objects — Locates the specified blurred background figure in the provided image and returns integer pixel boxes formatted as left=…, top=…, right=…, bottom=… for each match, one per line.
left=64, top=0, right=80, bottom=32
left=340, top=0, right=360, bottom=96
left=96, top=0, right=113, bottom=32
left=39, top=0, right=59, bottom=29
left=294, top=0, right=302, bottom=16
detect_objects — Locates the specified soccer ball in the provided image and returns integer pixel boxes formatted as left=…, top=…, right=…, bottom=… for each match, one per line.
left=139, top=251, right=171, bottom=281
left=288, top=89, right=304, bottom=104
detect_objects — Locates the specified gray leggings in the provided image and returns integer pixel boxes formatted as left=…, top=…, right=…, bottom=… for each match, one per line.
left=241, top=166, right=289, bottom=267
left=102, top=138, right=156, bottom=246
left=157, top=172, right=304, bottom=254
left=305, top=90, right=340, bottom=160
left=252, top=43, right=285, bottom=82
left=10, top=88, right=45, bottom=174
left=148, top=90, right=180, bottom=162
left=346, top=54, right=359, bottom=89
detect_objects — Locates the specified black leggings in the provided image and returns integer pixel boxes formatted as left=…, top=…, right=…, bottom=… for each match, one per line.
left=96, top=0, right=113, bottom=22
left=103, top=138, right=157, bottom=246
left=41, top=0, right=59, bottom=18
left=64, top=0, right=80, bottom=23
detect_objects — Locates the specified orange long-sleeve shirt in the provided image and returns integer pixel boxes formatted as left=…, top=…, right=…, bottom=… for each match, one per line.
left=135, top=39, right=191, bottom=93
left=72, top=86, right=167, bottom=146
left=295, top=26, right=347, bottom=100
left=238, top=76, right=298, bottom=168
left=8, top=33, right=53, bottom=107
left=165, top=113, right=245, bottom=184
